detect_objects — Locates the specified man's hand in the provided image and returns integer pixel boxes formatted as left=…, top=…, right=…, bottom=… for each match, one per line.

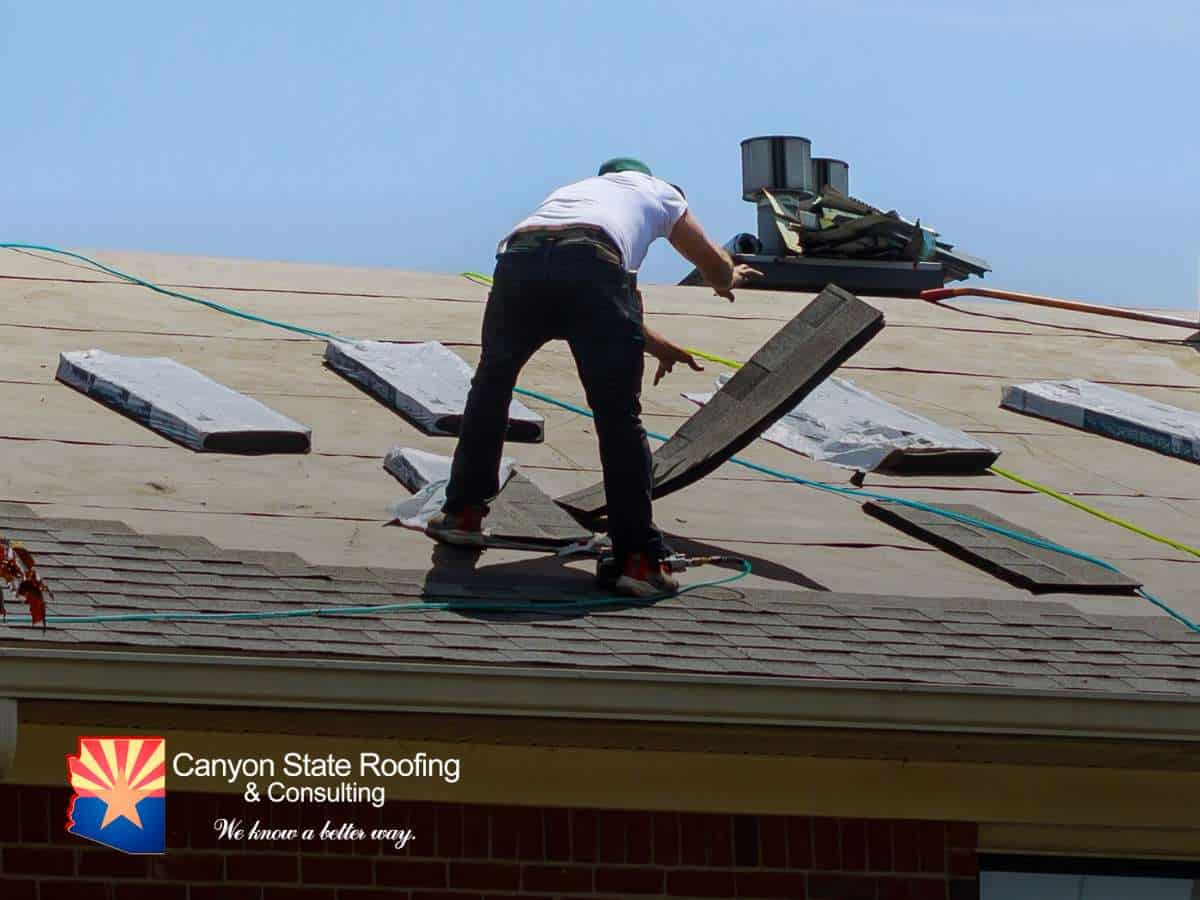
left=713, top=263, right=764, bottom=302
left=644, top=325, right=704, bottom=386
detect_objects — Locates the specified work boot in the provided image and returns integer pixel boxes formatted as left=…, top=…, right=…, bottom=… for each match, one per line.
left=424, top=506, right=487, bottom=547
left=614, top=552, right=679, bottom=598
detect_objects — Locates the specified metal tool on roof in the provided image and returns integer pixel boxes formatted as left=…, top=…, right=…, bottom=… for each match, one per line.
left=594, top=553, right=748, bottom=590
left=679, top=136, right=990, bottom=296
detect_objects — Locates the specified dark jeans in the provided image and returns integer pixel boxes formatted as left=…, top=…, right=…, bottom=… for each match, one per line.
left=443, top=243, right=666, bottom=564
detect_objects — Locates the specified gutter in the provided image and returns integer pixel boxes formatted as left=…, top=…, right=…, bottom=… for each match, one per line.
left=3, top=647, right=1200, bottom=742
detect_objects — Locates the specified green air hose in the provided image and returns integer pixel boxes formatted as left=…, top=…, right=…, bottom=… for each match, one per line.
left=0, top=245, right=1192, bottom=632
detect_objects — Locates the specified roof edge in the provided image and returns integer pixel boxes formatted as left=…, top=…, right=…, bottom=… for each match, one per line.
left=6, top=648, right=1200, bottom=742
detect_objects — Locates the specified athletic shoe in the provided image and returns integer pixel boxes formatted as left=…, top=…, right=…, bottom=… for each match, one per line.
left=424, top=507, right=487, bottom=547
left=614, top=552, right=680, bottom=598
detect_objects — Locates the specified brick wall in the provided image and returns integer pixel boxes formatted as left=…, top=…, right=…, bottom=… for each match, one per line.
left=0, top=785, right=979, bottom=899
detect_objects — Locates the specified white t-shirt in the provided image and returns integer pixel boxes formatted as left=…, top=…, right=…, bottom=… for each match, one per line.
left=501, top=172, right=689, bottom=272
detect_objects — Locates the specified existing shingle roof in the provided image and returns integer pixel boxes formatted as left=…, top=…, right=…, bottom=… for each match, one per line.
left=3, top=503, right=1198, bottom=697
left=3, top=246, right=1200, bottom=708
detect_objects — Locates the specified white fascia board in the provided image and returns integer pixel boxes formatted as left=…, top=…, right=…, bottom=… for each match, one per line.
left=3, top=648, right=1200, bottom=743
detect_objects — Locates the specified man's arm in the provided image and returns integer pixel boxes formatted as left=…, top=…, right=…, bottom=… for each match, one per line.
left=668, top=209, right=762, bottom=302
left=643, top=323, right=703, bottom=386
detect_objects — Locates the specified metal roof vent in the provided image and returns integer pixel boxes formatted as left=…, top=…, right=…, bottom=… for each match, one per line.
left=812, top=157, right=850, bottom=194
left=740, top=136, right=815, bottom=201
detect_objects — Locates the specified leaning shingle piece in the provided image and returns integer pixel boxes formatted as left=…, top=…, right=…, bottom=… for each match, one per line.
left=324, top=339, right=543, bottom=442
left=1002, top=379, right=1200, bottom=464
left=56, top=350, right=311, bottom=453
left=558, top=285, right=884, bottom=517
left=863, top=501, right=1141, bottom=593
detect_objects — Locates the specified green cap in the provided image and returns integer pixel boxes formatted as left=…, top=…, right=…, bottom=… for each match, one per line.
left=598, top=157, right=652, bottom=177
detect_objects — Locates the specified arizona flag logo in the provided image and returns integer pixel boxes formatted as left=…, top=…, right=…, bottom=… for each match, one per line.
left=66, top=737, right=166, bottom=854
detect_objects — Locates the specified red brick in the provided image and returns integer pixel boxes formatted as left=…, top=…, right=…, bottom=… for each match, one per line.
left=513, top=806, right=545, bottom=860
left=808, top=874, right=877, bottom=899
left=79, top=849, right=151, bottom=878
left=892, top=822, right=920, bottom=873
left=114, top=886, right=187, bottom=900
left=522, top=863, right=593, bottom=892
left=736, top=871, right=809, bottom=898
left=190, top=888, right=261, bottom=900
left=707, top=813, right=734, bottom=866
left=570, top=810, right=596, bottom=863
left=377, top=858, right=447, bottom=888
left=461, top=804, right=489, bottom=858
left=668, top=868, right=737, bottom=897
left=543, top=808, right=571, bottom=861
left=449, top=861, right=520, bottom=890
left=188, top=795, right=223, bottom=850
left=812, top=818, right=840, bottom=870
left=948, top=850, right=978, bottom=878
left=867, top=822, right=893, bottom=872
left=626, top=812, right=653, bottom=865
left=489, top=806, right=519, bottom=859
left=227, top=853, right=298, bottom=883
left=408, top=803, right=438, bottom=856
left=598, top=865, right=666, bottom=894
left=0, top=789, right=21, bottom=842
left=302, top=855, right=373, bottom=884
left=263, top=890, right=337, bottom=900
left=2, top=846, right=75, bottom=877
left=653, top=812, right=680, bottom=866
left=338, top=892, right=410, bottom=900
left=787, top=817, right=813, bottom=869
left=879, top=877, right=945, bottom=900
left=18, top=787, right=50, bottom=844
left=149, top=852, right=224, bottom=881
left=679, top=813, right=706, bottom=865
left=595, top=811, right=627, bottom=863
left=759, top=815, right=788, bottom=868
left=0, top=879, right=37, bottom=900
left=437, top=804, right=464, bottom=857
left=165, top=794, right=190, bottom=851
left=413, top=894, right=482, bottom=900
left=39, top=882, right=110, bottom=900
left=946, top=822, right=977, bottom=850
left=841, top=820, right=867, bottom=871
left=917, top=822, right=946, bottom=873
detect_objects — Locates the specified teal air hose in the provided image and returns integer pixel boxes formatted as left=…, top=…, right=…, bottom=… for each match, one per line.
left=2, top=246, right=1193, bottom=632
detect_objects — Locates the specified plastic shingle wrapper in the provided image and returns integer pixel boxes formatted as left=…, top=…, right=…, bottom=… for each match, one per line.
left=325, top=340, right=544, bottom=442
left=56, top=350, right=311, bottom=453
left=385, top=447, right=517, bottom=528
left=1002, top=379, right=1200, bottom=463
left=684, top=374, right=998, bottom=473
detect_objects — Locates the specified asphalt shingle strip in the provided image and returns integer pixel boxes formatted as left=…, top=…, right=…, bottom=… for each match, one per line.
left=2, top=508, right=1200, bottom=695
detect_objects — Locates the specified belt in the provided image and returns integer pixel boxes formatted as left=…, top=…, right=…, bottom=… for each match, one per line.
left=501, top=227, right=624, bottom=269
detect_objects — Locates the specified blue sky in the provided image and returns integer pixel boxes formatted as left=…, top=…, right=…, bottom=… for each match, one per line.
left=2, top=1, right=1196, bottom=308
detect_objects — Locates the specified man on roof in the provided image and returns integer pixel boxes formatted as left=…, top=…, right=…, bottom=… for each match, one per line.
left=426, top=157, right=761, bottom=597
